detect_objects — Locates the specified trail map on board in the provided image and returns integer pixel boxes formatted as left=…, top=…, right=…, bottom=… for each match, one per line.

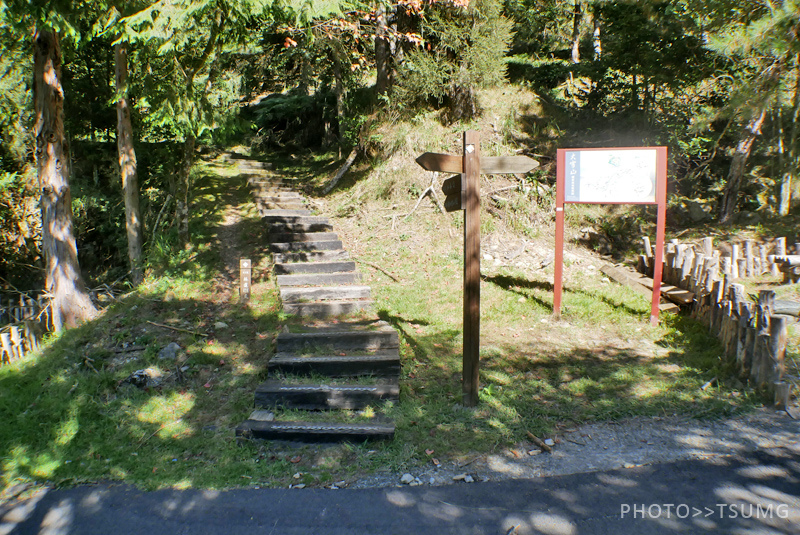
left=564, top=149, right=657, bottom=204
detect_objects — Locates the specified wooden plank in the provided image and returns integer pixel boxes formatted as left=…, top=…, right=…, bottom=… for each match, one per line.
left=236, top=420, right=395, bottom=442
left=635, top=274, right=695, bottom=305
left=255, top=380, right=399, bottom=410
left=601, top=265, right=680, bottom=312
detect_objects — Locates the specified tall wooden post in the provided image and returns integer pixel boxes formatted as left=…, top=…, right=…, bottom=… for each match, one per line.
left=462, top=131, right=481, bottom=407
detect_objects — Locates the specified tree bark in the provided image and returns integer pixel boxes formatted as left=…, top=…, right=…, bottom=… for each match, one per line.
left=177, top=134, right=194, bottom=247
left=570, top=0, right=582, bottom=64
left=779, top=54, right=799, bottom=216
left=331, top=43, right=345, bottom=157
left=592, top=5, right=602, bottom=60
left=375, top=4, right=391, bottom=95
left=719, top=107, right=767, bottom=224
left=115, top=42, right=143, bottom=285
left=719, top=60, right=783, bottom=224
left=34, top=28, right=97, bottom=331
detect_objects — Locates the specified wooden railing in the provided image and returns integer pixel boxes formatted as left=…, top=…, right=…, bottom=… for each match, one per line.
left=640, top=236, right=797, bottom=409
left=0, top=295, right=49, bottom=366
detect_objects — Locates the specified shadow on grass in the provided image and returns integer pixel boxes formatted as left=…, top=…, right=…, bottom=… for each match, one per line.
left=482, top=272, right=645, bottom=318
left=373, top=301, right=752, bottom=458
left=0, top=158, right=294, bottom=492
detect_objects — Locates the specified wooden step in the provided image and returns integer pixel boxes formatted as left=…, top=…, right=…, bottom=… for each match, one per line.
left=261, top=215, right=330, bottom=225
left=258, top=201, right=306, bottom=210
left=283, top=299, right=374, bottom=318
left=266, top=231, right=338, bottom=243
left=276, top=324, right=399, bottom=353
left=259, top=195, right=305, bottom=204
left=275, top=261, right=356, bottom=275
left=273, top=250, right=350, bottom=264
left=255, top=380, right=399, bottom=410
left=259, top=209, right=313, bottom=218
left=280, top=285, right=370, bottom=303
left=247, top=177, right=297, bottom=186
left=268, top=350, right=400, bottom=377
left=277, top=272, right=361, bottom=287
left=269, top=241, right=344, bottom=253
left=268, top=221, right=334, bottom=234
left=236, top=419, right=395, bottom=442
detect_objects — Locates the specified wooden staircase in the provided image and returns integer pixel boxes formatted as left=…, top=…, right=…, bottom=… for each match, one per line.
left=234, top=158, right=399, bottom=443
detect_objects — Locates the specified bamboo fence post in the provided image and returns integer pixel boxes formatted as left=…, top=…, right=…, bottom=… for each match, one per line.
left=1, top=332, right=11, bottom=364
left=10, top=326, right=23, bottom=359
left=731, top=243, right=740, bottom=279
left=744, top=239, right=754, bottom=277
left=642, top=236, right=653, bottom=275
left=680, top=247, right=695, bottom=289
left=768, top=315, right=788, bottom=386
left=775, top=382, right=791, bottom=411
left=772, top=237, right=786, bottom=276
left=702, top=237, right=713, bottom=257
left=751, top=291, right=775, bottom=388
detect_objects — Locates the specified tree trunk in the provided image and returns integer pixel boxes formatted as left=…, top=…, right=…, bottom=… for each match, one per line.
left=34, top=28, right=97, bottom=331
left=720, top=60, right=784, bottom=224
left=570, top=0, right=582, bottom=64
left=592, top=5, right=602, bottom=60
left=331, top=44, right=345, bottom=157
left=115, top=42, right=143, bottom=285
left=375, top=4, right=391, bottom=95
left=719, top=108, right=768, bottom=224
left=779, top=54, right=799, bottom=216
left=177, top=134, right=194, bottom=247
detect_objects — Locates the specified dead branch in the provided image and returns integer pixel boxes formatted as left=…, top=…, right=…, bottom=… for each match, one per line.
left=322, top=148, right=359, bottom=194
left=356, top=259, right=401, bottom=282
left=404, top=172, right=446, bottom=220
left=146, top=321, right=209, bottom=337
left=527, top=431, right=552, bottom=453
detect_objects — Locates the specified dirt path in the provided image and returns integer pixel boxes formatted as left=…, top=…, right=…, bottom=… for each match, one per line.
left=212, top=204, right=245, bottom=302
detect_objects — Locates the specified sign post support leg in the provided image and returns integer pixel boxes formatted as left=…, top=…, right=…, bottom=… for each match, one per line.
left=554, top=150, right=566, bottom=319
left=650, top=146, right=668, bottom=326
left=462, top=131, right=481, bottom=407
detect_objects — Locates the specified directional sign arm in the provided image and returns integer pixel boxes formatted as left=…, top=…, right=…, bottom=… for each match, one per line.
left=416, top=153, right=463, bottom=173
left=481, top=156, right=539, bottom=174
left=417, top=152, right=538, bottom=175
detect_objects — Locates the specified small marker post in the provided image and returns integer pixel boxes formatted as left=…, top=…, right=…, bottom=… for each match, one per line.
left=240, top=258, right=252, bottom=304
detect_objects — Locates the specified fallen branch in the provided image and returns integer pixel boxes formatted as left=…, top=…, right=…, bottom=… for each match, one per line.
left=322, top=148, right=359, bottom=194
left=526, top=431, right=552, bottom=453
left=356, top=259, right=401, bottom=282
left=146, top=321, right=208, bottom=337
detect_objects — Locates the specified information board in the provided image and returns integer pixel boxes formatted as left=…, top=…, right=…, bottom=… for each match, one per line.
left=564, top=149, right=657, bottom=204
left=555, top=147, right=667, bottom=326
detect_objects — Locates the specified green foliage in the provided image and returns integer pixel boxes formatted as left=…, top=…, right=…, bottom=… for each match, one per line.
left=395, top=0, right=514, bottom=121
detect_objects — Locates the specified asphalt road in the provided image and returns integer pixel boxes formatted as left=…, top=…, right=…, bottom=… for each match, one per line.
left=2, top=444, right=799, bottom=535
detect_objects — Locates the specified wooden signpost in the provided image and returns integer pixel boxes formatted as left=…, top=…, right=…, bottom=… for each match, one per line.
left=416, top=131, right=539, bottom=406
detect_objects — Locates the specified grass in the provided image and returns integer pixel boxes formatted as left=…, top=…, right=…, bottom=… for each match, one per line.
left=0, top=96, right=784, bottom=496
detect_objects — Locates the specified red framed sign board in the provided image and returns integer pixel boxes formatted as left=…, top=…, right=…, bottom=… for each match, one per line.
left=554, top=147, right=668, bottom=325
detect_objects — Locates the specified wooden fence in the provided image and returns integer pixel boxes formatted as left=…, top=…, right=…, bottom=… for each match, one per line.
left=639, top=236, right=797, bottom=409
left=0, top=295, right=49, bottom=366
